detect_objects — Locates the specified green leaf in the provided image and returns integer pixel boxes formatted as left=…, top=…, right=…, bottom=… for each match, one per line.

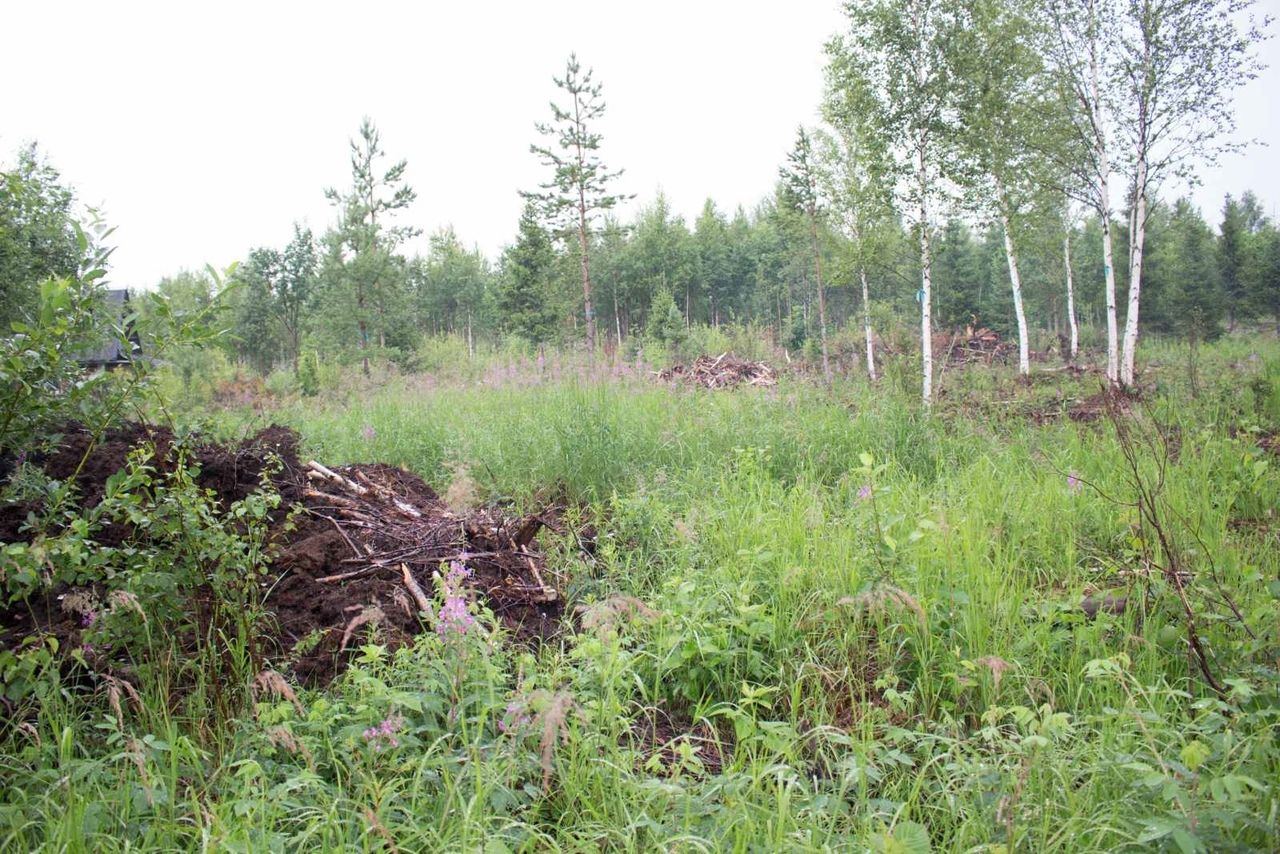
left=1170, top=828, right=1202, bottom=854
left=869, top=820, right=931, bottom=854
left=1180, top=740, right=1211, bottom=772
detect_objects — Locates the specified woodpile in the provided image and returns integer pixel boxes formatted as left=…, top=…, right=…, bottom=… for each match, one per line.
left=268, top=455, right=567, bottom=683
left=658, top=353, right=777, bottom=389
left=947, top=327, right=1015, bottom=366
left=298, top=460, right=558, bottom=603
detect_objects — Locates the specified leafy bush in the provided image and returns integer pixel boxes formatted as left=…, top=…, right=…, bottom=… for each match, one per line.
left=297, top=350, right=320, bottom=397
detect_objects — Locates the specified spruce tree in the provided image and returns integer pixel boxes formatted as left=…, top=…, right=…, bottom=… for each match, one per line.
left=499, top=202, right=558, bottom=345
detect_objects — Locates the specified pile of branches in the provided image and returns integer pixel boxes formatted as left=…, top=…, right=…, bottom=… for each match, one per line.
left=947, top=327, right=1014, bottom=366
left=299, top=461, right=558, bottom=606
left=658, top=353, right=777, bottom=389
left=268, top=458, right=567, bottom=683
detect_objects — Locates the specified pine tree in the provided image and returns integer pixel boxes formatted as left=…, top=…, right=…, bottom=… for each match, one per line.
left=323, top=118, right=419, bottom=375
left=235, top=248, right=282, bottom=374
left=523, top=54, right=631, bottom=356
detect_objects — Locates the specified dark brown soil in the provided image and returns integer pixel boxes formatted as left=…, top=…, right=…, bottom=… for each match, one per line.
left=1, top=422, right=567, bottom=689
left=1260, top=432, right=1280, bottom=456
left=630, top=706, right=733, bottom=777
left=268, top=464, right=565, bottom=685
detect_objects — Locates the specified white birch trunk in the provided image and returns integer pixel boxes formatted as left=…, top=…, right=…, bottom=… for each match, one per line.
left=1088, top=4, right=1120, bottom=386
left=1064, top=232, right=1079, bottom=360
left=996, top=193, right=1030, bottom=376
left=917, top=144, right=933, bottom=406
left=1121, top=166, right=1148, bottom=386
left=860, top=266, right=877, bottom=381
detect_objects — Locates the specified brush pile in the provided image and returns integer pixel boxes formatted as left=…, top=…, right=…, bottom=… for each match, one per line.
left=947, top=327, right=1015, bottom=366
left=268, top=455, right=564, bottom=683
left=0, top=424, right=565, bottom=686
left=659, top=353, right=777, bottom=389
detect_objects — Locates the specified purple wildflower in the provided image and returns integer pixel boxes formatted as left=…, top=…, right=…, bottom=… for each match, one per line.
left=79, top=610, right=97, bottom=628
left=362, top=711, right=404, bottom=750
left=14, top=450, right=27, bottom=467
left=1067, top=471, right=1082, bottom=495
left=498, top=699, right=532, bottom=735
left=857, top=484, right=873, bottom=501
left=361, top=424, right=377, bottom=442
left=436, top=561, right=477, bottom=639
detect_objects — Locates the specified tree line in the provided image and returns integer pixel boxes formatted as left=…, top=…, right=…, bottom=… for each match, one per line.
left=2, top=0, right=1274, bottom=398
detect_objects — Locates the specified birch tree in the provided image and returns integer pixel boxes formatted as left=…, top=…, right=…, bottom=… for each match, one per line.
left=953, top=0, right=1053, bottom=376
left=826, top=0, right=966, bottom=405
left=1041, top=0, right=1125, bottom=384
left=524, top=53, right=630, bottom=356
left=817, top=92, right=894, bottom=382
left=1115, top=0, right=1265, bottom=386
left=1063, top=203, right=1081, bottom=360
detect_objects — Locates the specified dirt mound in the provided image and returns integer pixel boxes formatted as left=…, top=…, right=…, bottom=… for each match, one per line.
left=0, top=424, right=304, bottom=544
left=659, top=353, right=777, bottom=389
left=270, top=460, right=562, bottom=684
left=1, top=423, right=566, bottom=688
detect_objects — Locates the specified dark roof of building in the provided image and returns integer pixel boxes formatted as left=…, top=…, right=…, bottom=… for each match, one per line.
left=78, top=289, right=142, bottom=367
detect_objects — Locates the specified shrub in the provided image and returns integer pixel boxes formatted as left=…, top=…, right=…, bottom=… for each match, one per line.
left=298, top=350, right=320, bottom=397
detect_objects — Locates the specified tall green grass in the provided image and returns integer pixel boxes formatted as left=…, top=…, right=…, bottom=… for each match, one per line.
left=3, top=338, right=1278, bottom=851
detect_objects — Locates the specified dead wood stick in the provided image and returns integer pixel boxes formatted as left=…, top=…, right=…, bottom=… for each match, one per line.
left=339, top=549, right=516, bottom=566
left=316, top=565, right=382, bottom=584
left=316, top=512, right=366, bottom=558
left=306, top=461, right=368, bottom=496
left=401, top=563, right=432, bottom=613
left=352, top=471, right=424, bottom=519
left=516, top=541, right=557, bottom=602
left=303, top=488, right=366, bottom=511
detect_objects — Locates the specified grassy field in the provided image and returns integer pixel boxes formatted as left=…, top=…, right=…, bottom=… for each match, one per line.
left=3, top=337, right=1279, bottom=851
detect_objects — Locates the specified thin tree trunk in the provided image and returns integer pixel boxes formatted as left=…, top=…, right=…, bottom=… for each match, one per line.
left=577, top=214, right=594, bottom=357
left=860, top=265, right=876, bottom=381
left=1089, top=4, right=1120, bottom=386
left=1122, top=177, right=1147, bottom=386
left=809, top=210, right=832, bottom=383
left=357, top=288, right=370, bottom=378
left=1064, top=232, right=1079, bottom=360
left=613, top=287, right=622, bottom=344
left=467, top=311, right=474, bottom=359
left=917, top=143, right=934, bottom=406
left=996, top=189, right=1030, bottom=376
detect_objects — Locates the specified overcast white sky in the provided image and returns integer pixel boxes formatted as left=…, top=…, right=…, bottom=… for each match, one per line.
left=4, top=0, right=1278, bottom=288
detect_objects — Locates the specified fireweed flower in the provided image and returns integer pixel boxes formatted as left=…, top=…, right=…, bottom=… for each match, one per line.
left=1067, top=472, right=1082, bottom=495
left=436, top=561, right=477, bottom=639
left=362, top=711, right=404, bottom=750
left=857, top=484, right=873, bottom=501
left=498, top=699, right=532, bottom=735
